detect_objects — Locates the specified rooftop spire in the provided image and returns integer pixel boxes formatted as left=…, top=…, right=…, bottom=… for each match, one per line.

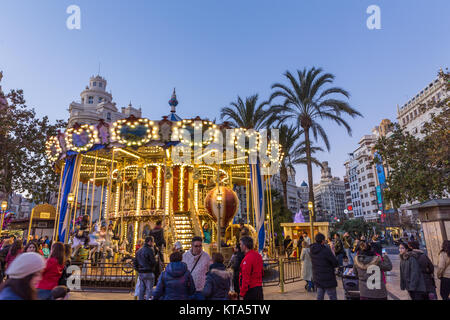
left=169, top=88, right=178, bottom=113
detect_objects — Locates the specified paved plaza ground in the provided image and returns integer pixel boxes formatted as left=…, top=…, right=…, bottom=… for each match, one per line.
left=69, top=247, right=440, bottom=301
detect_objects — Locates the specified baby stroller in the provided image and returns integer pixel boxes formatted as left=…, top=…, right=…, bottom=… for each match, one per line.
left=341, top=265, right=360, bottom=300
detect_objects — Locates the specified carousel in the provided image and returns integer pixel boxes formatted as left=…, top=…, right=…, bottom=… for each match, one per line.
left=46, top=91, right=283, bottom=261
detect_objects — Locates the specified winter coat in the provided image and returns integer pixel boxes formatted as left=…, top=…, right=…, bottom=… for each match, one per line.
left=149, top=227, right=166, bottom=248
left=37, top=257, right=64, bottom=291
left=231, top=251, right=245, bottom=294
left=202, top=263, right=231, bottom=300
left=334, top=239, right=344, bottom=255
left=436, top=252, right=450, bottom=279
left=182, top=250, right=211, bottom=291
left=152, top=261, right=196, bottom=300
left=343, top=236, right=353, bottom=250
left=58, top=259, right=71, bottom=286
left=134, top=244, right=156, bottom=274
left=310, top=243, right=338, bottom=288
left=300, top=247, right=313, bottom=281
left=411, top=249, right=436, bottom=292
left=400, top=251, right=426, bottom=293
left=0, top=287, right=23, bottom=300
left=353, top=252, right=392, bottom=299
left=239, top=250, right=264, bottom=297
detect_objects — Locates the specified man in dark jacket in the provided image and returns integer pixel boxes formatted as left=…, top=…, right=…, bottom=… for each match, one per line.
left=149, top=220, right=166, bottom=263
left=370, top=234, right=382, bottom=256
left=202, top=252, right=231, bottom=300
left=230, top=243, right=245, bottom=298
left=310, top=233, right=339, bottom=300
left=408, top=241, right=437, bottom=299
left=134, top=236, right=157, bottom=300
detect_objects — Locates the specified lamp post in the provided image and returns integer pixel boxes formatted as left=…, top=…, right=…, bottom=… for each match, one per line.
left=216, top=189, right=223, bottom=254
left=65, top=193, right=75, bottom=243
left=0, top=201, right=8, bottom=233
left=308, top=201, right=314, bottom=242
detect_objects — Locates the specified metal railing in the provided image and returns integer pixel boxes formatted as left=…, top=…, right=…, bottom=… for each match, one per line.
left=69, top=256, right=303, bottom=293
left=71, top=261, right=136, bottom=292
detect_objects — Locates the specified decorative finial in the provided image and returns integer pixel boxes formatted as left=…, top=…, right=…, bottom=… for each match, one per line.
left=0, top=71, right=3, bottom=82
left=169, top=88, right=178, bottom=113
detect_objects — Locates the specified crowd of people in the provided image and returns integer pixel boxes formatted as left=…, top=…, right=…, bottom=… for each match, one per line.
left=0, top=234, right=72, bottom=300
left=297, top=232, right=450, bottom=300
left=133, top=231, right=264, bottom=301
left=1, top=224, right=449, bottom=301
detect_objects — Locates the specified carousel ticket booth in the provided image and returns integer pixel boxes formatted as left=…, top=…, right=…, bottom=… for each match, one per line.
left=45, top=93, right=282, bottom=262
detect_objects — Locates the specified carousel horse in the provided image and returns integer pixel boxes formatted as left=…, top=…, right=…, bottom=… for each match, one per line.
left=87, top=222, right=105, bottom=260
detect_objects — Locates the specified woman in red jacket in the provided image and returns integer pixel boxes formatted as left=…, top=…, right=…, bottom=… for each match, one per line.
left=37, top=242, right=65, bottom=300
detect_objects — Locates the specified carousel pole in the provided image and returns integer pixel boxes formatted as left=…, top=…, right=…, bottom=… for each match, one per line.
left=268, top=178, right=275, bottom=255
left=120, top=160, right=126, bottom=241
left=53, top=162, right=65, bottom=242
left=89, top=150, right=99, bottom=229
left=98, top=181, right=105, bottom=221
left=104, top=149, right=116, bottom=254
left=84, top=180, right=90, bottom=217
left=71, top=158, right=83, bottom=235
left=245, top=168, right=249, bottom=226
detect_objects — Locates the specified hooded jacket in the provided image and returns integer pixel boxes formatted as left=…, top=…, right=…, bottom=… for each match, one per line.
left=152, top=261, right=196, bottom=300
left=202, top=263, right=232, bottom=300
left=400, top=251, right=426, bottom=292
left=353, top=251, right=392, bottom=299
left=411, top=249, right=436, bottom=292
left=310, top=243, right=338, bottom=288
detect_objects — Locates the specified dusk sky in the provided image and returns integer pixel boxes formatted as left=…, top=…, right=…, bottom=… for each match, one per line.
left=1, top=0, right=449, bottom=185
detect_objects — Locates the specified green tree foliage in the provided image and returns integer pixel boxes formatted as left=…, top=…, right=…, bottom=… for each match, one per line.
left=0, top=73, right=66, bottom=203
left=374, top=103, right=449, bottom=208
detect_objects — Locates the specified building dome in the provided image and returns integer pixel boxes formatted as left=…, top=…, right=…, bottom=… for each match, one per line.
left=300, top=181, right=308, bottom=187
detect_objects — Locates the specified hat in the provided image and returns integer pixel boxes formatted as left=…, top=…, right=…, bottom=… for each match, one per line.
left=5, top=252, right=46, bottom=279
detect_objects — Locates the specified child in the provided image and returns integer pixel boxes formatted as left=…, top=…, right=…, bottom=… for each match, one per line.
left=42, top=244, right=50, bottom=259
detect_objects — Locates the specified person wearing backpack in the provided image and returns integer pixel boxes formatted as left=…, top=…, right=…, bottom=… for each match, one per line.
left=133, top=236, right=157, bottom=300
left=152, top=251, right=196, bottom=300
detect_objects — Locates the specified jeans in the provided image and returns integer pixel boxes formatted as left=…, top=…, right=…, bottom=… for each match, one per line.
left=344, top=248, right=353, bottom=265
left=316, top=287, right=337, bottom=300
left=336, top=253, right=344, bottom=267
left=408, top=291, right=428, bottom=300
left=307, top=281, right=314, bottom=291
left=138, top=272, right=155, bottom=300
left=37, top=289, right=53, bottom=300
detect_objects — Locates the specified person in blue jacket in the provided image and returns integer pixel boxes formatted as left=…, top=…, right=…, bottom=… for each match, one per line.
left=152, top=251, right=196, bottom=300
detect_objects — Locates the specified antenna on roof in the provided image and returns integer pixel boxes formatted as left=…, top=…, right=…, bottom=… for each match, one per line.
left=98, top=62, right=101, bottom=76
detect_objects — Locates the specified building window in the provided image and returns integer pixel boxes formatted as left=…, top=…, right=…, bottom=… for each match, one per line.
left=98, top=97, right=103, bottom=103
left=93, top=82, right=97, bottom=86
left=99, top=82, right=103, bottom=88
left=107, top=112, right=111, bottom=121
left=88, top=96, right=93, bottom=104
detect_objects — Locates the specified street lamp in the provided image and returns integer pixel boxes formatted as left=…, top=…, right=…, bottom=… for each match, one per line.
left=65, top=193, right=75, bottom=243
left=308, top=201, right=314, bottom=242
left=0, top=201, right=8, bottom=233
left=216, top=189, right=223, bottom=253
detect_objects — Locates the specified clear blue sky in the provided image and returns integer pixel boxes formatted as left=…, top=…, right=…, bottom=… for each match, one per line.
left=1, top=0, right=449, bottom=184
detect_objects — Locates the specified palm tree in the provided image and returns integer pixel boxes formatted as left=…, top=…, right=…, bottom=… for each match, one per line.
left=269, top=67, right=362, bottom=220
left=220, top=94, right=271, bottom=129
left=278, top=124, right=323, bottom=210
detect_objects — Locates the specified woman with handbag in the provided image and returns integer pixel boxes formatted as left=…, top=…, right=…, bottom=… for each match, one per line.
left=436, top=240, right=450, bottom=300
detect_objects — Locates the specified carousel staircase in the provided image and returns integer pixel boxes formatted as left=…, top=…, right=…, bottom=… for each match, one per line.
left=173, top=213, right=194, bottom=249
